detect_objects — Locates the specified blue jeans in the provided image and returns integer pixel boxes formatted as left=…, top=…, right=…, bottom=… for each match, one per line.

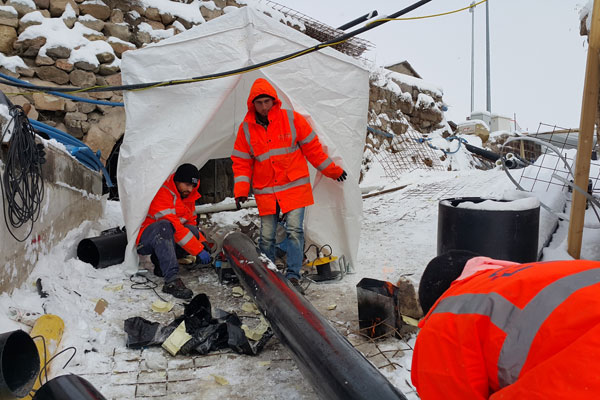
left=259, top=205, right=305, bottom=280
left=137, top=220, right=200, bottom=282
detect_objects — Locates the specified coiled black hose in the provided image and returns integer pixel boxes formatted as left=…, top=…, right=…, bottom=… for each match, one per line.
left=0, top=103, right=45, bottom=241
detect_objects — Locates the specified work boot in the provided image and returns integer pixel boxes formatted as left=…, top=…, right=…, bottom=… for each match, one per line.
left=162, top=278, right=193, bottom=299
left=289, top=278, right=305, bottom=295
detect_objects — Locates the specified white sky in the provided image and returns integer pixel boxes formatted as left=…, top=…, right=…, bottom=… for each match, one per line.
left=279, top=0, right=588, bottom=133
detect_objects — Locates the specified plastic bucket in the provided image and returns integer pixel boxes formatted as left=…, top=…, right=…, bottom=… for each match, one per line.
left=437, top=197, right=540, bottom=263
left=77, top=230, right=127, bottom=269
left=0, top=329, right=40, bottom=399
left=32, top=374, right=106, bottom=400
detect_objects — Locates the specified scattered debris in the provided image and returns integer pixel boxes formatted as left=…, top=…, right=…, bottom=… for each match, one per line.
left=151, top=300, right=174, bottom=313
left=241, top=301, right=261, bottom=315
left=8, top=307, right=41, bottom=328
left=162, top=321, right=192, bottom=356
left=102, top=283, right=123, bottom=292
left=123, top=293, right=273, bottom=356
left=231, top=286, right=245, bottom=297
left=212, top=374, right=229, bottom=386
left=327, top=304, right=337, bottom=311
left=94, top=298, right=108, bottom=315
left=35, top=278, right=49, bottom=298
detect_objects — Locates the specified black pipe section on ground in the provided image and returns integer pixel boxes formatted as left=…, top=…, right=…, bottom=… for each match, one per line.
left=32, top=375, right=106, bottom=400
left=0, top=330, right=40, bottom=399
left=337, top=10, right=379, bottom=31
left=77, top=228, right=127, bottom=269
left=464, top=143, right=500, bottom=162
left=223, top=232, right=407, bottom=400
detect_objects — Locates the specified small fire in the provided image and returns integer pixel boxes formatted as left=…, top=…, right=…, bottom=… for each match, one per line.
left=370, top=317, right=381, bottom=338
left=383, top=281, right=396, bottom=296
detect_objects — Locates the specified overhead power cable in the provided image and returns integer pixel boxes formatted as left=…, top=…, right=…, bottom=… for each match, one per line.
left=368, top=0, right=487, bottom=24
left=0, top=0, right=433, bottom=95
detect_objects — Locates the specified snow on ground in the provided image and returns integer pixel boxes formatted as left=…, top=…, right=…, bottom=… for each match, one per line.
left=2, top=160, right=600, bottom=398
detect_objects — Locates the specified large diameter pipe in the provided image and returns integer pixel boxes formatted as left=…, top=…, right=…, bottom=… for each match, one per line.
left=223, top=232, right=406, bottom=400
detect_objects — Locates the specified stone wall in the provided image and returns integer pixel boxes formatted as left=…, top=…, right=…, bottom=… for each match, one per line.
left=0, top=0, right=449, bottom=174
left=0, top=0, right=243, bottom=162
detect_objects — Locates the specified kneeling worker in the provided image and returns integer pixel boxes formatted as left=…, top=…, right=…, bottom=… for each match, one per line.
left=412, top=251, right=600, bottom=399
left=136, top=163, right=211, bottom=299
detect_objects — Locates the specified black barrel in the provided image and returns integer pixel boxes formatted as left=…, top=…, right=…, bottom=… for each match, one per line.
left=77, top=229, right=127, bottom=269
left=32, top=374, right=106, bottom=400
left=438, top=197, right=539, bottom=263
left=0, top=330, right=40, bottom=399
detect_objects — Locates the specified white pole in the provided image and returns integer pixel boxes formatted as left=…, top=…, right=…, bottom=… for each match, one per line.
left=470, top=2, right=475, bottom=113
left=485, top=0, right=491, bottom=112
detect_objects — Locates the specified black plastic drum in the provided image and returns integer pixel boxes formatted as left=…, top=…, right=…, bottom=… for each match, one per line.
left=438, top=197, right=540, bottom=263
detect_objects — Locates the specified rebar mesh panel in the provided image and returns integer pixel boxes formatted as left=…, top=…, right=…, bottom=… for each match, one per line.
left=503, top=124, right=600, bottom=195
left=373, top=131, right=445, bottom=182
left=264, top=0, right=374, bottom=58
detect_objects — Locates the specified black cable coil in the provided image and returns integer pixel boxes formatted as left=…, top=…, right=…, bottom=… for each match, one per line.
left=0, top=103, right=45, bottom=242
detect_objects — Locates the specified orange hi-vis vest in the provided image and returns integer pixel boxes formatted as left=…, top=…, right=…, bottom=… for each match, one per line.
left=231, top=78, right=343, bottom=216
left=412, top=260, right=600, bottom=399
left=136, top=174, right=207, bottom=256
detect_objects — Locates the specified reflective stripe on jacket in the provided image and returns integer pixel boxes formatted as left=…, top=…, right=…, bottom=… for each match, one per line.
left=231, top=78, right=343, bottom=216
left=136, top=174, right=206, bottom=255
left=412, top=260, right=600, bottom=399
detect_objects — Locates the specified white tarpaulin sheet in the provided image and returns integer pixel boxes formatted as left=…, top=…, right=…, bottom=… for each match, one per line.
left=118, top=6, right=369, bottom=273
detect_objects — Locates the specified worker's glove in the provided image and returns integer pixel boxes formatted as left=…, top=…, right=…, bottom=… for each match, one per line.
left=235, top=196, right=247, bottom=210
left=197, top=249, right=211, bottom=265
left=336, top=170, right=347, bottom=182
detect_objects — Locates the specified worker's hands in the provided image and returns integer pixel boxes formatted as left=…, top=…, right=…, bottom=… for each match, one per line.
left=197, top=249, right=211, bottom=265
left=235, top=196, right=248, bottom=210
left=336, top=170, right=347, bottom=182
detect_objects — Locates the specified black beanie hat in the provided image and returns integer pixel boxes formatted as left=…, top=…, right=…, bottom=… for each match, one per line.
left=253, top=94, right=275, bottom=103
left=173, top=163, right=199, bottom=185
left=418, top=250, right=480, bottom=315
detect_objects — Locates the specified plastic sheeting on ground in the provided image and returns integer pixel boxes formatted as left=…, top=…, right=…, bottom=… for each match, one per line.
left=118, top=7, right=369, bottom=273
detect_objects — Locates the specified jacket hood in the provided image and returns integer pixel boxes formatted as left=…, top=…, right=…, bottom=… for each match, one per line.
left=246, top=78, right=282, bottom=114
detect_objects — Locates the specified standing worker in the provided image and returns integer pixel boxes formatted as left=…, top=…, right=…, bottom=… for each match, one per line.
left=412, top=250, right=600, bottom=399
left=136, top=163, right=211, bottom=299
left=231, top=78, right=347, bottom=294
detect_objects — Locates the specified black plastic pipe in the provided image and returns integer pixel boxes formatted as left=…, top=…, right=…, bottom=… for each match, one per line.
left=77, top=230, right=127, bottom=269
left=32, top=375, right=106, bottom=400
left=0, top=330, right=40, bottom=399
left=438, top=197, right=540, bottom=263
left=223, top=232, right=407, bottom=400
left=337, top=10, right=379, bottom=31
left=464, top=142, right=500, bottom=162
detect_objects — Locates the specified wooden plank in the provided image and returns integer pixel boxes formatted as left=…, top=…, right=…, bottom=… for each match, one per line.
left=567, top=0, right=600, bottom=258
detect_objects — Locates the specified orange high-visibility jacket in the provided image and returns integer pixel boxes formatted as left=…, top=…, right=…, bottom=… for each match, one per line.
left=412, top=260, right=600, bottom=399
left=231, top=78, right=343, bottom=216
left=136, top=174, right=207, bottom=255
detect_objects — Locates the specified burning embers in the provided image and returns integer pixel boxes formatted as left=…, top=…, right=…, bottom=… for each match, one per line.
left=357, top=278, right=423, bottom=339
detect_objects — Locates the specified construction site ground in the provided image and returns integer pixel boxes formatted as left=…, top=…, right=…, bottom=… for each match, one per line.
left=5, top=169, right=512, bottom=399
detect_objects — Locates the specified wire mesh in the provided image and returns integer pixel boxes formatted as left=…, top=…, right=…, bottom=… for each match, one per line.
left=372, top=130, right=446, bottom=182
left=263, top=0, right=374, bottom=58
left=501, top=124, right=597, bottom=194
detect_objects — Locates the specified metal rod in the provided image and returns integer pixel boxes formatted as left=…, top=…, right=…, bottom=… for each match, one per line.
left=223, top=232, right=407, bottom=400
left=337, top=10, right=379, bottom=31
left=485, top=0, right=491, bottom=112
left=470, top=2, right=475, bottom=113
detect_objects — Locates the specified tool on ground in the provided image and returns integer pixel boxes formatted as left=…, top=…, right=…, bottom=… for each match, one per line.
left=304, top=244, right=343, bottom=282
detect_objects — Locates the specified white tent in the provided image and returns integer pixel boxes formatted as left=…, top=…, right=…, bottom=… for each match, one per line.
left=118, top=6, right=369, bottom=273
